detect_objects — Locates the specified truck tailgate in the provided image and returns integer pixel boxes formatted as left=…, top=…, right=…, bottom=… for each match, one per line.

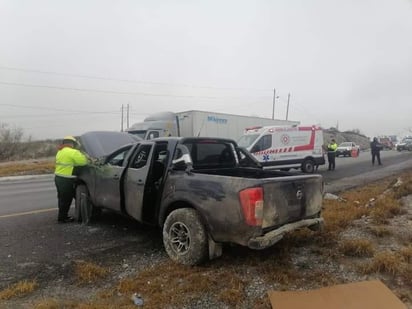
left=261, top=175, right=323, bottom=229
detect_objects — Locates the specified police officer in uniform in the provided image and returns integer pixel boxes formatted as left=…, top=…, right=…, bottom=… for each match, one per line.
left=54, top=136, right=88, bottom=223
left=327, top=138, right=338, bottom=171
left=370, top=137, right=383, bottom=166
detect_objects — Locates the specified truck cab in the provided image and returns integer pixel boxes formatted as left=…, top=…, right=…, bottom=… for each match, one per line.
left=126, top=111, right=179, bottom=139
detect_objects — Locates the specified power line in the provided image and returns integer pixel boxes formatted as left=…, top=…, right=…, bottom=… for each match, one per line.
left=0, top=81, right=221, bottom=99
left=0, top=103, right=120, bottom=114
left=0, top=65, right=271, bottom=92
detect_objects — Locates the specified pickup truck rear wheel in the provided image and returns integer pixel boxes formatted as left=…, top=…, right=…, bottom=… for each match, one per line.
left=163, top=208, right=208, bottom=266
left=301, top=159, right=315, bottom=173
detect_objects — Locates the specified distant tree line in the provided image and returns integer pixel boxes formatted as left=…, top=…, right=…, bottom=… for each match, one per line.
left=0, top=123, right=59, bottom=161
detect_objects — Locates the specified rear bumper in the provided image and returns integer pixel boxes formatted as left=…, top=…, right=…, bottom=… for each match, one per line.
left=247, top=217, right=324, bottom=250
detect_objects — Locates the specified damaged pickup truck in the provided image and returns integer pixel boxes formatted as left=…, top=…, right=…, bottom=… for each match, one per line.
left=75, top=131, right=324, bottom=265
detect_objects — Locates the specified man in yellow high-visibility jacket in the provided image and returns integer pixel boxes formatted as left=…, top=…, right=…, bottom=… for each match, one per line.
left=327, top=138, right=338, bottom=171
left=54, top=136, right=88, bottom=223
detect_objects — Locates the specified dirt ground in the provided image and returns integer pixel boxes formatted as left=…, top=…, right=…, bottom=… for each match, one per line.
left=4, top=189, right=409, bottom=309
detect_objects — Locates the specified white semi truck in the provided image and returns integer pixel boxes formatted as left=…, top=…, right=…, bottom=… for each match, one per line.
left=127, top=110, right=299, bottom=141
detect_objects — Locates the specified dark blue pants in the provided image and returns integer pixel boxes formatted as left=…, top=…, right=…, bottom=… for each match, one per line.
left=54, top=175, right=75, bottom=220
left=371, top=151, right=381, bottom=165
left=327, top=152, right=336, bottom=170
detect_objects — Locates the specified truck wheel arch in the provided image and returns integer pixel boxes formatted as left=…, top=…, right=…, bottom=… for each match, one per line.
left=160, top=200, right=204, bottom=226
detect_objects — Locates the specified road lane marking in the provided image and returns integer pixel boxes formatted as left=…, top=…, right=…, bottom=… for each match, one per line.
left=0, top=208, right=57, bottom=218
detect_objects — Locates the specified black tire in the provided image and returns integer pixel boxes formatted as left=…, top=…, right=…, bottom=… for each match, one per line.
left=301, top=159, right=315, bottom=173
left=162, top=208, right=208, bottom=266
left=74, top=185, right=83, bottom=222
left=75, top=184, right=93, bottom=225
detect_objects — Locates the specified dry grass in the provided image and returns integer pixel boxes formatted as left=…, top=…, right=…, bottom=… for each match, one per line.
left=0, top=280, right=38, bottom=300
left=34, top=299, right=102, bottom=309
left=360, top=251, right=403, bottom=275
left=370, top=195, right=403, bottom=224
left=33, top=299, right=59, bottom=309
left=399, top=246, right=412, bottom=263
left=74, top=260, right=109, bottom=284
left=393, top=174, right=412, bottom=199
left=367, top=225, right=392, bottom=237
left=339, top=239, right=375, bottom=257
left=0, top=160, right=54, bottom=177
left=114, top=261, right=248, bottom=308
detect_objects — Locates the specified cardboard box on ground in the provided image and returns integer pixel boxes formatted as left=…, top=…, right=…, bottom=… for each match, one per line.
left=268, top=280, right=406, bottom=309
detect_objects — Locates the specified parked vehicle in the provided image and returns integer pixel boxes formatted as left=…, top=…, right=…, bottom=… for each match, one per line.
left=126, top=110, right=299, bottom=141
left=75, top=131, right=324, bottom=265
left=335, top=142, right=360, bottom=157
left=237, top=125, right=325, bottom=173
left=396, top=137, right=412, bottom=151
left=377, top=136, right=394, bottom=150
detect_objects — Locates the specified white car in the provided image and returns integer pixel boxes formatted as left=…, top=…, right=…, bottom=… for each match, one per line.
left=335, top=142, right=360, bottom=157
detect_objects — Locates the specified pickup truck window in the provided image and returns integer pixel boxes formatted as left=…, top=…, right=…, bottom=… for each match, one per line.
left=152, top=143, right=169, bottom=182
left=106, top=145, right=134, bottom=167
left=108, top=152, right=126, bottom=166
left=183, top=141, right=235, bottom=168
left=130, top=145, right=152, bottom=169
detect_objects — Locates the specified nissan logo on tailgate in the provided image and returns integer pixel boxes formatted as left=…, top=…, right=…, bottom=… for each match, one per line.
left=296, top=190, right=303, bottom=200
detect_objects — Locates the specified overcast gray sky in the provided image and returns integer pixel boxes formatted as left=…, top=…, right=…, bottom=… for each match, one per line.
left=1, top=0, right=411, bottom=140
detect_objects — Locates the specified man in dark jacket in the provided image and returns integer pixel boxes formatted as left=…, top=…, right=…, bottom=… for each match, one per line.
left=370, top=137, right=383, bottom=166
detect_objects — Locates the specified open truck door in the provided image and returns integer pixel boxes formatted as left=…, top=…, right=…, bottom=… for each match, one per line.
left=123, top=142, right=155, bottom=221
left=124, top=141, right=169, bottom=223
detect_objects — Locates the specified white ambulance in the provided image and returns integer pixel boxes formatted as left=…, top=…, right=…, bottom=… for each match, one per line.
left=237, top=125, right=325, bottom=173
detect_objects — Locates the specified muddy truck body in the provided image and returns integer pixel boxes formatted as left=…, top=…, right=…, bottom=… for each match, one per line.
left=76, top=132, right=324, bottom=265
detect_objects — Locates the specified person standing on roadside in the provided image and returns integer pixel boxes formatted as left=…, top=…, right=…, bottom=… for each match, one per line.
left=327, top=138, right=338, bottom=171
left=54, top=136, right=88, bottom=223
left=370, top=137, right=383, bottom=166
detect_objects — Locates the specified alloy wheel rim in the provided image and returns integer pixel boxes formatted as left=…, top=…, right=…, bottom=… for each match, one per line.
left=169, top=222, right=191, bottom=255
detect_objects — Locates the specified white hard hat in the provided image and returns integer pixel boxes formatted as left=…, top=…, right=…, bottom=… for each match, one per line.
left=63, top=135, right=77, bottom=143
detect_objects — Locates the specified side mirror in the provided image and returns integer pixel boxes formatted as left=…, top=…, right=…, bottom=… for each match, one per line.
left=95, top=158, right=106, bottom=166
left=172, top=154, right=193, bottom=171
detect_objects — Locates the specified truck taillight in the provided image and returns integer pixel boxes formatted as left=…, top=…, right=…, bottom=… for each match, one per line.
left=239, top=187, right=264, bottom=226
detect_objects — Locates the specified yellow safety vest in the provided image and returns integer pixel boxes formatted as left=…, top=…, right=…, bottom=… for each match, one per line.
left=327, top=143, right=337, bottom=152
left=54, top=146, right=88, bottom=178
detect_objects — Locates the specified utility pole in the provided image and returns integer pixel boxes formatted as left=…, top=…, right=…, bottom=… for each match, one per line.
left=121, top=104, right=124, bottom=132
left=272, top=88, right=276, bottom=120
left=127, top=104, right=130, bottom=129
left=286, top=93, right=291, bottom=121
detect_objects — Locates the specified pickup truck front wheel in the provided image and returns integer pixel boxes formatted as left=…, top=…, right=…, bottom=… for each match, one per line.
left=75, top=184, right=97, bottom=225
left=162, top=208, right=208, bottom=266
